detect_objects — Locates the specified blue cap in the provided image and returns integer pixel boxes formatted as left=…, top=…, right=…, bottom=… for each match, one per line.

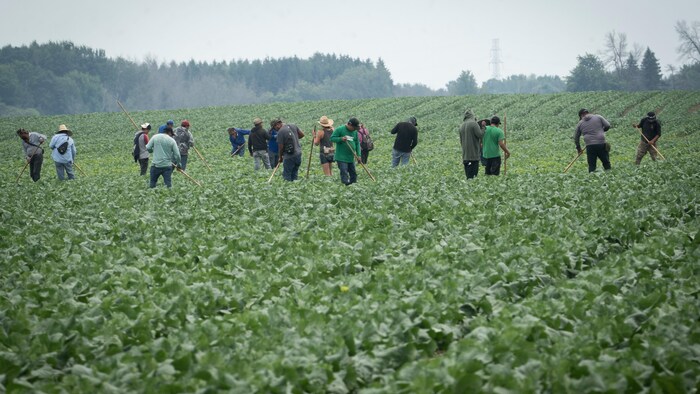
left=167, top=119, right=174, bottom=125
left=158, top=124, right=166, bottom=133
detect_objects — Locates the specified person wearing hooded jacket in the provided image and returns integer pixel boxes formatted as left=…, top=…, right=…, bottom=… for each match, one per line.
left=634, top=111, right=661, bottom=165
left=49, top=124, right=77, bottom=180
left=459, top=108, right=485, bottom=179
left=173, top=120, right=194, bottom=171
left=574, top=108, right=611, bottom=172
left=390, top=116, right=419, bottom=167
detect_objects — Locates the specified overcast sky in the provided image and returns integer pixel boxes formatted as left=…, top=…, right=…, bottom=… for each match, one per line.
left=1, top=0, right=698, bottom=89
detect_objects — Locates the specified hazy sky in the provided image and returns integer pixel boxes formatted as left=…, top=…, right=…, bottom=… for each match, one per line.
left=1, top=0, right=698, bottom=89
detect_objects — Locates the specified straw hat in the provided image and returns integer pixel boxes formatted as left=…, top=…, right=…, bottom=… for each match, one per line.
left=318, top=116, right=334, bottom=128
left=58, top=124, right=73, bottom=136
left=253, top=117, right=263, bottom=125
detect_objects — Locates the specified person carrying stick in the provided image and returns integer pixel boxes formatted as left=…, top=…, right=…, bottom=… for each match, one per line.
left=49, top=124, right=77, bottom=181
left=146, top=125, right=182, bottom=188
left=330, top=118, right=362, bottom=185
left=16, top=128, right=47, bottom=182
left=633, top=111, right=663, bottom=164
left=574, top=108, right=611, bottom=173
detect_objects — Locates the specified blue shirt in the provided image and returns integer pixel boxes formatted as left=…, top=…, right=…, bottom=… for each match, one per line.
left=49, top=133, right=76, bottom=163
left=229, top=128, right=250, bottom=146
left=268, top=129, right=279, bottom=153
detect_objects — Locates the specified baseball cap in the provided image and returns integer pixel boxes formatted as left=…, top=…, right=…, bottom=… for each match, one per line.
left=348, top=118, right=360, bottom=128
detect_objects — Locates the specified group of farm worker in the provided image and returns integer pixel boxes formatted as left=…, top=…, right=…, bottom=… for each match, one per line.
left=16, top=108, right=661, bottom=185
left=458, top=108, right=662, bottom=178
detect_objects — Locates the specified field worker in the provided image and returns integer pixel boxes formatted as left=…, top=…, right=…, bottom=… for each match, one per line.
left=174, top=120, right=194, bottom=171
left=459, top=109, right=485, bottom=179
left=16, top=128, right=47, bottom=182
left=357, top=122, right=373, bottom=164
left=158, top=119, right=175, bottom=134
left=248, top=117, right=272, bottom=170
left=268, top=120, right=280, bottom=165
left=49, top=124, right=77, bottom=181
left=133, top=123, right=151, bottom=176
left=482, top=116, right=510, bottom=176
left=634, top=111, right=661, bottom=165
left=314, top=115, right=335, bottom=176
left=274, top=119, right=305, bottom=181
left=574, top=108, right=611, bottom=172
left=390, top=116, right=418, bottom=167
left=330, top=118, right=362, bottom=185
left=228, top=124, right=251, bottom=157
left=146, top=126, right=181, bottom=188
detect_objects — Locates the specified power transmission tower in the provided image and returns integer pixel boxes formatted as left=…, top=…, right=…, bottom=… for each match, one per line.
left=490, top=39, right=503, bottom=80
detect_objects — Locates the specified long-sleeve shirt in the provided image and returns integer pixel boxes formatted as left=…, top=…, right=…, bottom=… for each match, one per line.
left=459, top=119, right=484, bottom=161
left=330, top=125, right=360, bottom=163
left=174, top=127, right=194, bottom=155
left=229, top=128, right=251, bottom=147
left=22, top=132, right=47, bottom=159
left=146, top=133, right=181, bottom=168
left=268, top=129, right=279, bottom=153
left=574, top=114, right=610, bottom=150
left=248, top=126, right=271, bottom=154
left=49, top=133, right=76, bottom=164
left=391, top=122, right=418, bottom=153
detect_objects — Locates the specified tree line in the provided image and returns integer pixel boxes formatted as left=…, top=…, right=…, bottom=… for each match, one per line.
left=0, top=20, right=698, bottom=116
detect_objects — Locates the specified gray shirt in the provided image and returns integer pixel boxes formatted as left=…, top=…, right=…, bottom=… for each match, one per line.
left=134, top=131, right=150, bottom=159
left=574, top=114, right=610, bottom=150
left=22, top=132, right=47, bottom=159
left=276, top=124, right=302, bottom=159
left=459, top=119, right=485, bottom=162
left=174, top=126, right=194, bottom=155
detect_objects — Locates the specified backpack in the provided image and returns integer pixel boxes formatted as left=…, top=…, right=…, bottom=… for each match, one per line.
left=57, top=136, right=70, bottom=155
left=133, top=132, right=144, bottom=162
left=360, top=129, right=374, bottom=151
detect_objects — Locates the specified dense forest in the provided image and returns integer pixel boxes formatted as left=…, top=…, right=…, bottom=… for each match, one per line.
left=0, top=34, right=698, bottom=116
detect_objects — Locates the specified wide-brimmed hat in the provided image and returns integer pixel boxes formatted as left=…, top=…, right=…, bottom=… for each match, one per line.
left=58, top=124, right=73, bottom=136
left=318, top=116, right=334, bottom=128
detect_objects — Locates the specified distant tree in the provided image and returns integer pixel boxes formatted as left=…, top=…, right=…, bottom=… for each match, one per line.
left=446, top=70, right=478, bottom=95
left=675, top=20, right=700, bottom=63
left=566, top=54, right=612, bottom=92
left=667, top=62, right=700, bottom=90
left=622, top=53, right=642, bottom=91
left=603, top=31, right=628, bottom=76
left=393, top=83, right=440, bottom=97
left=640, top=48, right=662, bottom=90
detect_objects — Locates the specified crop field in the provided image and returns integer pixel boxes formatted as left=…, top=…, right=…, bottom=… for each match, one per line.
left=1, top=91, right=699, bottom=392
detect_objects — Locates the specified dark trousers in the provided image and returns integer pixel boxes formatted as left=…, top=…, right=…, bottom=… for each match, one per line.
left=586, top=144, right=611, bottom=172
left=463, top=160, right=479, bottom=179
left=360, top=149, right=369, bottom=164
left=485, top=157, right=502, bottom=176
left=282, top=154, right=302, bottom=181
left=138, top=158, right=149, bottom=176
left=337, top=161, right=357, bottom=185
left=150, top=166, right=174, bottom=188
left=30, top=154, right=43, bottom=182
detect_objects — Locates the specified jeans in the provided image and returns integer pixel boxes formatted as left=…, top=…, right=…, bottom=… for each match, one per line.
left=253, top=150, right=271, bottom=170
left=485, top=157, right=501, bottom=176
left=180, top=155, right=189, bottom=171
left=586, top=144, right=611, bottom=172
left=337, top=161, right=357, bottom=185
left=138, top=158, right=149, bottom=176
left=463, top=160, right=479, bottom=179
left=55, top=162, right=75, bottom=180
left=30, top=154, right=43, bottom=182
left=282, top=154, right=302, bottom=181
left=268, top=152, right=278, bottom=166
left=392, top=149, right=411, bottom=167
left=150, top=165, right=174, bottom=188
left=360, top=149, right=369, bottom=164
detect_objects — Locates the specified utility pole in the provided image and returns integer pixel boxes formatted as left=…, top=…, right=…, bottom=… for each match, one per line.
left=490, top=39, right=503, bottom=80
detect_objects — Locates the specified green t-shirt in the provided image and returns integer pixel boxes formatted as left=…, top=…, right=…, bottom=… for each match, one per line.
left=330, top=125, right=360, bottom=163
left=482, top=126, right=504, bottom=159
